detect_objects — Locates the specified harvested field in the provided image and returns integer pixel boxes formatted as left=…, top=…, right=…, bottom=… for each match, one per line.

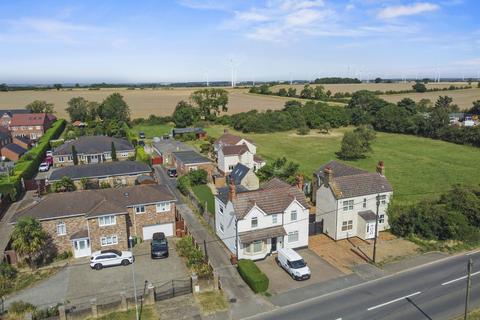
left=0, top=87, right=295, bottom=119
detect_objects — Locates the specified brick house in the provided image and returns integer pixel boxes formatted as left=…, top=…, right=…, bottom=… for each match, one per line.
left=0, top=131, right=12, bottom=153
left=47, top=160, right=152, bottom=190
left=9, top=113, right=56, bottom=141
left=1, top=143, right=27, bottom=161
left=10, top=184, right=176, bottom=258
left=12, top=136, right=31, bottom=150
left=171, top=150, right=215, bottom=178
left=52, top=136, right=135, bottom=168
left=0, top=109, right=31, bottom=128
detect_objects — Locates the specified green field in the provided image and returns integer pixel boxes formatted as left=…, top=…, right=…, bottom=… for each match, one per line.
left=131, top=123, right=173, bottom=139
left=192, top=184, right=215, bottom=214
left=199, top=125, right=480, bottom=204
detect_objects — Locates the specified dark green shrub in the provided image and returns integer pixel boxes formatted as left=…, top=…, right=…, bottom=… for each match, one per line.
left=188, top=169, right=208, bottom=186
left=8, top=300, right=36, bottom=315
left=177, top=175, right=191, bottom=195
left=237, top=259, right=269, bottom=293
left=0, top=262, right=17, bottom=280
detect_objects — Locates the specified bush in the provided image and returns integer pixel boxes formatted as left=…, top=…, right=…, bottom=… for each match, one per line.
left=188, top=169, right=208, bottom=185
left=135, top=146, right=151, bottom=164
left=0, top=262, right=17, bottom=280
left=177, top=175, right=191, bottom=195
left=237, top=259, right=269, bottom=293
left=8, top=301, right=36, bottom=316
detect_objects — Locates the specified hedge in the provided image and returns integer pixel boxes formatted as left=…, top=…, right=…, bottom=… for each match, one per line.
left=135, top=146, right=150, bottom=164
left=0, top=119, right=65, bottom=200
left=124, top=122, right=138, bottom=146
left=237, top=259, right=269, bottom=293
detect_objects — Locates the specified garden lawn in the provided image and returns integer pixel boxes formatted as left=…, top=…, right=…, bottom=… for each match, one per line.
left=87, top=305, right=157, bottom=320
left=131, top=123, right=173, bottom=139
left=201, top=125, right=480, bottom=205
left=192, top=185, right=215, bottom=215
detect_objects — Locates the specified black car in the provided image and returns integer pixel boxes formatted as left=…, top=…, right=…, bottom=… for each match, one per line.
left=138, top=140, right=145, bottom=146
left=139, top=132, right=146, bottom=139
left=167, top=168, right=177, bottom=178
left=151, top=232, right=169, bottom=259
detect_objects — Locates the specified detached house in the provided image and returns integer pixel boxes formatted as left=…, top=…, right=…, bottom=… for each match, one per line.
left=10, top=184, right=176, bottom=258
left=215, top=178, right=309, bottom=261
left=214, top=130, right=265, bottom=174
left=313, top=160, right=393, bottom=241
left=52, top=136, right=135, bottom=167
left=9, top=113, right=56, bottom=140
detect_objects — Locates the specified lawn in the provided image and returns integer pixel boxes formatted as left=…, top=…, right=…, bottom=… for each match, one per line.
left=131, top=123, right=173, bottom=139
left=200, top=125, right=480, bottom=205
left=87, top=305, right=157, bottom=320
left=194, top=291, right=228, bottom=315
left=192, top=185, right=215, bottom=215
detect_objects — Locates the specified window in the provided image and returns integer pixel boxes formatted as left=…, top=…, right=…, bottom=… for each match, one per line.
left=67, top=156, right=72, bottom=161
left=379, top=214, right=385, bottom=224
left=272, top=214, right=277, bottom=224
left=219, top=223, right=224, bottom=233
left=104, top=153, right=111, bottom=159
left=56, top=222, right=66, bottom=236
left=253, top=240, right=263, bottom=253
left=219, top=206, right=224, bottom=214
left=188, top=166, right=198, bottom=172
left=135, top=205, right=145, bottom=214
left=363, top=198, right=367, bottom=208
left=228, top=165, right=234, bottom=171
left=156, top=202, right=171, bottom=213
left=341, top=220, right=353, bottom=231
left=342, top=200, right=354, bottom=211
left=380, top=195, right=387, bottom=205
left=98, top=215, right=116, bottom=226
left=251, top=217, right=258, bottom=228
left=58, top=156, right=64, bottom=162
left=120, top=152, right=129, bottom=157
left=101, top=235, right=118, bottom=246
left=290, top=210, right=297, bottom=221
left=288, top=231, right=299, bottom=243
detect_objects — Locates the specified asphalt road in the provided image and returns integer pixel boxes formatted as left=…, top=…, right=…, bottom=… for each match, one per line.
left=248, top=252, right=480, bottom=320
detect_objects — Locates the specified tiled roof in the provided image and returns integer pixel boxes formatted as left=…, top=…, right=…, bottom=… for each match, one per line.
left=2, top=143, right=27, bottom=155
left=172, top=150, right=212, bottom=165
left=253, top=155, right=264, bottom=163
left=260, top=177, right=291, bottom=189
left=358, top=210, right=377, bottom=221
left=49, top=161, right=151, bottom=181
left=215, top=133, right=254, bottom=146
left=53, top=136, right=134, bottom=155
left=222, top=145, right=249, bottom=156
left=172, top=127, right=205, bottom=134
left=10, top=113, right=53, bottom=126
left=70, top=229, right=89, bottom=240
left=239, top=226, right=287, bottom=243
left=315, top=160, right=367, bottom=178
left=229, top=163, right=250, bottom=184
left=10, top=184, right=176, bottom=222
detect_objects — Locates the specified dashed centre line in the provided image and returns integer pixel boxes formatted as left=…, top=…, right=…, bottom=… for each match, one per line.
left=367, top=291, right=422, bottom=311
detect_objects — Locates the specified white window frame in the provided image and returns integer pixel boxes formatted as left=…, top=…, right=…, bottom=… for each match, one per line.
left=98, top=215, right=116, bottom=227
left=156, top=202, right=171, bottom=213
left=120, top=152, right=129, bottom=157
left=58, top=156, right=64, bottom=162
left=342, top=200, right=354, bottom=212
left=272, top=214, right=277, bottom=224
left=288, top=231, right=299, bottom=243
left=56, top=222, right=66, bottom=236
left=379, top=214, right=385, bottom=224
left=219, top=206, right=224, bottom=215
left=251, top=217, right=258, bottom=228
left=228, top=165, right=234, bottom=171
left=380, top=195, right=387, bottom=205
left=342, top=220, right=353, bottom=231
left=290, top=210, right=297, bottom=221
left=363, top=198, right=367, bottom=208
left=219, top=223, right=224, bottom=233
left=100, top=235, right=118, bottom=246
left=135, top=205, right=146, bottom=214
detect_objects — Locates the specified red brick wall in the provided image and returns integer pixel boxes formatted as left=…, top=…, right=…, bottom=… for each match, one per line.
left=128, top=202, right=176, bottom=239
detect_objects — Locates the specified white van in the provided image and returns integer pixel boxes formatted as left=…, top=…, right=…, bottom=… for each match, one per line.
left=276, top=248, right=311, bottom=280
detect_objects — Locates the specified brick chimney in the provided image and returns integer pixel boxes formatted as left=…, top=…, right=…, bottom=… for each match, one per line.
left=295, top=175, right=304, bottom=190
left=323, top=167, right=333, bottom=185
left=228, top=178, right=236, bottom=202
left=376, top=160, right=385, bottom=176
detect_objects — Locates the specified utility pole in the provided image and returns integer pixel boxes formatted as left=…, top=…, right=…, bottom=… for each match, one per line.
left=204, top=239, right=208, bottom=262
left=373, top=194, right=380, bottom=263
left=464, top=258, right=473, bottom=320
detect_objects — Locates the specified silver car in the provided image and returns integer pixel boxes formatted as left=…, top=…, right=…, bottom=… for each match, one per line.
left=90, top=249, right=134, bottom=270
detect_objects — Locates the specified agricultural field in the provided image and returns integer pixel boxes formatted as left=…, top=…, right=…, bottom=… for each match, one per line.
left=0, top=87, right=294, bottom=119
left=200, top=125, right=480, bottom=205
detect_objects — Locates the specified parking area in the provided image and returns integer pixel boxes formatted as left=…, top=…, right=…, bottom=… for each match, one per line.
left=256, top=249, right=344, bottom=295
left=66, top=238, right=189, bottom=305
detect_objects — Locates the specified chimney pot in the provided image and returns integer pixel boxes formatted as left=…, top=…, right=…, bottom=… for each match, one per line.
left=324, top=167, right=333, bottom=185
left=295, top=175, right=304, bottom=190
left=376, top=161, right=385, bottom=176
left=228, top=178, right=236, bottom=201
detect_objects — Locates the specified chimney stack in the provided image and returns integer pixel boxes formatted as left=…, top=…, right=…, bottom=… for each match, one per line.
left=228, top=178, right=236, bottom=201
left=295, top=175, right=304, bottom=190
left=323, top=167, right=333, bottom=185
left=376, top=161, right=385, bottom=176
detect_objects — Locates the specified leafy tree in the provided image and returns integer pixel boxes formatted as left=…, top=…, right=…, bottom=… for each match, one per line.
left=190, top=88, right=229, bottom=119
left=66, top=97, right=90, bottom=122
left=25, top=100, right=54, bottom=113
left=187, top=169, right=208, bottom=185
left=469, top=100, right=480, bottom=115
left=297, top=123, right=310, bottom=135
left=53, top=84, right=62, bottom=91
left=52, top=177, right=76, bottom=192
left=337, top=126, right=376, bottom=160
left=11, top=217, right=47, bottom=268
left=258, top=84, right=271, bottom=95
left=318, top=122, right=331, bottom=134
left=417, top=98, right=433, bottom=112
left=277, top=88, right=287, bottom=96
left=347, top=90, right=388, bottom=125
left=477, top=82, right=480, bottom=89
left=172, top=100, right=199, bottom=127
left=374, top=77, right=382, bottom=83
left=72, top=146, right=78, bottom=165
left=283, top=100, right=302, bottom=110
left=99, top=93, right=130, bottom=122
left=300, top=85, right=313, bottom=99
left=435, top=96, right=458, bottom=112
left=313, top=86, right=326, bottom=100
left=397, top=98, right=417, bottom=114
left=257, top=157, right=299, bottom=184
left=111, top=142, right=117, bottom=161
left=412, top=82, right=427, bottom=93
left=200, top=142, right=213, bottom=157
left=287, top=87, right=297, bottom=97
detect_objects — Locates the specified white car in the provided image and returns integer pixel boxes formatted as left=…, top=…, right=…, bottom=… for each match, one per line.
left=276, top=248, right=311, bottom=280
left=46, top=150, right=53, bottom=157
left=38, top=162, right=50, bottom=172
left=90, top=249, right=134, bottom=270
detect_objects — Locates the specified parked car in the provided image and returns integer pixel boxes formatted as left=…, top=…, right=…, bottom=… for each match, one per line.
left=44, top=155, right=53, bottom=166
left=38, top=162, right=50, bottom=172
left=167, top=168, right=177, bottom=178
left=90, top=250, right=134, bottom=270
left=276, top=248, right=311, bottom=280
left=46, top=150, right=53, bottom=157
left=139, top=132, right=146, bottom=139
left=151, top=232, right=169, bottom=259
left=138, top=140, right=145, bottom=146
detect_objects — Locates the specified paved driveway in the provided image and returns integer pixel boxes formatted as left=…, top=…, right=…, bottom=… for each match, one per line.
left=5, top=239, right=189, bottom=310
left=256, top=249, right=344, bottom=295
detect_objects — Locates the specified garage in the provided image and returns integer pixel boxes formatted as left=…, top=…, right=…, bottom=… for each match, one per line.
left=142, top=223, right=174, bottom=240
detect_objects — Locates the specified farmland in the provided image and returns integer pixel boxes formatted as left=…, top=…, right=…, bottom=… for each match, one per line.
left=197, top=125, right=480, bottom=204
left=0, top=87, right=295, bottom=119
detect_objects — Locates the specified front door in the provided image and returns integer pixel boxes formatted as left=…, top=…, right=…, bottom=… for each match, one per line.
left=366, top=223, right=376, bottom=239
left=73, top=238, right=91, bottom=258
left=271, top=237, right=277, bottom=252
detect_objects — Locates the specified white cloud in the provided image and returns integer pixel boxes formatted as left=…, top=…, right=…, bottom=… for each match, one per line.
left=235, top=11, right=271, bottom=22
left=378, top=2, right=440, bottom=19
left=177, top=0, right=230, bottom=10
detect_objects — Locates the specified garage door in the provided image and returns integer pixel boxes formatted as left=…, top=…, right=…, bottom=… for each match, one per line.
left=142, top=223, right=174, bottom=240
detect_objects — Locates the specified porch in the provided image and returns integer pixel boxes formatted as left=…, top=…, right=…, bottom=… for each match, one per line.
left=238, top=226, right=286, bottom=260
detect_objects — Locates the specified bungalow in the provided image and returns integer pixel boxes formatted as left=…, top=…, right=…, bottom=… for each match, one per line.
left=10, top=184, right=177, bottom=258
left=47, top=161, right=152, bottom=189
left=171, top=150, right=215, bottom=178
left=9, top=113, right=56, bottom=140
left=152, top=139, right=194, bottom=166
left=215, top=178, right=309, bottom=261
left=313, top=160, right=393, bottom=241
left=52, top=136, right=135, bottom=167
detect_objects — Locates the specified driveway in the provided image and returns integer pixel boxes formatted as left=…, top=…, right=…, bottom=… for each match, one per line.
left=5, top=238, right=189, bottom=310
left=256, top=249, right=344, bottom=295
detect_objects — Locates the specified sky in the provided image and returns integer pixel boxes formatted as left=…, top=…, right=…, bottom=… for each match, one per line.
left=0, top=0, right=479, bottom=84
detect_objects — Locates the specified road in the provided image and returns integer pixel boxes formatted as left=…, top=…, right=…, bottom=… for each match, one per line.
left=248, top=251, right=480, bottom=320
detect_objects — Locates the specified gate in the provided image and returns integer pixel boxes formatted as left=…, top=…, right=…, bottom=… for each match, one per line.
left=309, top=221, right=323, bottom=236
left=154, top=279, right=192, bottom=301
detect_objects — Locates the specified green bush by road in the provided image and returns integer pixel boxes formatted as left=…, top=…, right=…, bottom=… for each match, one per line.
left=237, top=259, right=269, bottom=293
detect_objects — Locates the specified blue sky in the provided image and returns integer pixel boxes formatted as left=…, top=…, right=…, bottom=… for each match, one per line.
left=0, top=0, right=479, bottom=83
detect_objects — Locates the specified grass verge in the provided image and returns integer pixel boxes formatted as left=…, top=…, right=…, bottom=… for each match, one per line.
left=88, top=305, right=158, bottom=320
left=194, top=291, right=228, bottom=315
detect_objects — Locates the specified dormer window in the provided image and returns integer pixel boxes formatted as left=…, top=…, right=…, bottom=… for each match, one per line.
left=251, top=217, right=258, bottom=228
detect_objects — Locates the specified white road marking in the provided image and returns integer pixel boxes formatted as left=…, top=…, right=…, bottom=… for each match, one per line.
left=466, top=250, right=480, bottom=256
left=441, top=271, right=480, bottom=286
left=367, top=292, right=421, bottom=311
